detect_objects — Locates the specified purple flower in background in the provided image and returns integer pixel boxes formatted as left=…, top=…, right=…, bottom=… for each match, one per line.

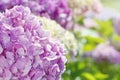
left=0, top=5, right=67, bottom=80
left=0, top=0, right=72, bottom=29
left=113, top=17, right=120, bottom=35
left=84, top=44, right=120, bottom=64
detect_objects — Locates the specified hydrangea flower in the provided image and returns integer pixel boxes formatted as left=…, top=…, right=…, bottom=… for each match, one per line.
left=113, top=17, right=120, bottom=35
left=84, top=44, right=120, bottom=64
left=39, top=17, right=78, bottom=57
left=0, top=5, right=67, bottom=80
left=0, top=0, right=72, bottom=29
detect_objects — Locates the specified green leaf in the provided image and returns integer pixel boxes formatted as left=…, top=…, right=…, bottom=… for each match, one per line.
left=95, top=19, right=113, bottom=38
left=94, top=72, right=108, bottom=80
left=83, top=44, right=95, bottom=52
left=82, top=72, right=96, bottom=80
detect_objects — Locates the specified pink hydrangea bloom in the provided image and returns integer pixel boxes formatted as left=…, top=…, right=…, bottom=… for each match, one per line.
left=0, top=5, right=67, bottom=80
left=113, top=17, right=120, bottom=35
left=85, top=44, right=120, bottom=64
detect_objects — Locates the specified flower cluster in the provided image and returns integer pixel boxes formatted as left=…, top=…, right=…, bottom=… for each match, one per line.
left=39, top=17, right=78, bottom=56
left=87, top=44, right=120, bottom=64
left=0, top=0, right=72, bottom=29
left=113, top=17, right=120, bottom=35
left=0, top=5, right=67, bottom=80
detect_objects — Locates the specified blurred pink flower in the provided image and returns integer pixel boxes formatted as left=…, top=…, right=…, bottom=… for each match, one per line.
left=91, top=44, right=120, bottom=64
left=113, top=17, right=120, bottom=35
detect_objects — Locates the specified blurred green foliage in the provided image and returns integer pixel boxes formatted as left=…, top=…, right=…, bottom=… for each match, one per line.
left=62, top=12, right=120, bottom=80
left=101, top=0, right=120, bottom=12
left=62, top=0, right=120, bottom=80
left=63, top=58, right=120, bottom=80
